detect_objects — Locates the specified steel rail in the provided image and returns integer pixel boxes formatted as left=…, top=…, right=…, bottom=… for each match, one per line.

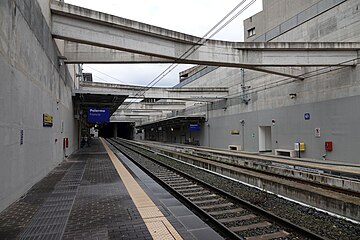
left=108, top=138, right=326, bottom=240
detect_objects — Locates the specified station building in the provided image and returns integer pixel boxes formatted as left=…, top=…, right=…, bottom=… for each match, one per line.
left=0, top=0, right=359, bottom=214
left=136, top=0, right=360, bottom=164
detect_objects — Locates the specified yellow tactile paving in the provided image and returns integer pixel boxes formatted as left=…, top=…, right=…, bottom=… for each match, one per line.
left=137, top=206, right=164, bottom=219
left=100, top=138, right=183, bottom=240
left=144, top=218, right=181, bottom=239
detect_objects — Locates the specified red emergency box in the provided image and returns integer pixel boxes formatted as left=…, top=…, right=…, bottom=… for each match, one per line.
left=325, top=141, right=333, bottom=151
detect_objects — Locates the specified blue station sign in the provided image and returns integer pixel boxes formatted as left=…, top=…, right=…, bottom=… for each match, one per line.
left=88, top=108, right=110, bottom=123
left=189, top=123, right=201, bottom=132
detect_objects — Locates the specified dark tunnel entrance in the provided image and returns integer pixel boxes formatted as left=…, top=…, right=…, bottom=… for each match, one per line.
left=98, top=122, right=134, bottom=139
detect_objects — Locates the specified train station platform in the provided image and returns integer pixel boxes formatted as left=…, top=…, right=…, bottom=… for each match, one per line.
left=0, top=139, right=221, bottom=240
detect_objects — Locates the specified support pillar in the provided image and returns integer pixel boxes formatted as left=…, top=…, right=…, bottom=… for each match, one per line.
left=113, top=124, right=118, bottom=138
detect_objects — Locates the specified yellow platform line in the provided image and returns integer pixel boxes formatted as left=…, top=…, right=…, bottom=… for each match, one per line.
left=101, top=139, right=183, bottom=240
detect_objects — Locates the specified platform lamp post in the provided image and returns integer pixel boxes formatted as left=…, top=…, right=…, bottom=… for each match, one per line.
left=170, top=127, right=174, bottom=143
left=240, top=120, right=245, bottom=151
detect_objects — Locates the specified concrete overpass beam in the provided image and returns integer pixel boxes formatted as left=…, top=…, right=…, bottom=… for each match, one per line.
left=77, top=82, right=228, bottom=100
left=51, top=2, right=360, bottom=68
left=64, top=42, right=172, bottom=64
left=121, top=102, right=186, bottom=111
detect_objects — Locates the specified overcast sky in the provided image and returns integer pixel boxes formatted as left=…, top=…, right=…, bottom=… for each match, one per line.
left=65, top=0, right=262, bottom=87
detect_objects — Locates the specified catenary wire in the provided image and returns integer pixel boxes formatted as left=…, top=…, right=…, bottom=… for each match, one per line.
left=122, top=0, right=258, bottom=109
left=86, top=65, right=127, bottom=84
left=225, top=57, right=359, bottom=100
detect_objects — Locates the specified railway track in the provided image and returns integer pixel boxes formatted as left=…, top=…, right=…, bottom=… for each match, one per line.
left=108, top=138, right=325, bottom=240
left=129, top=139, right=360, bottom=197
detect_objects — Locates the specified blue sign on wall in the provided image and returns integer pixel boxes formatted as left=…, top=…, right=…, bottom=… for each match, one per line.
left=304, top=112, right=311, bottom=120
left=189, top=124, right=201, bottom=131
left=88, top=108, right=110, bottom=123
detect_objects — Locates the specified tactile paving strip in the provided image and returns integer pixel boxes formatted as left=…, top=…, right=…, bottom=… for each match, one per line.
left=19, top=162, right=85, bottom=240
left=101, top=139, right=183, bottom=240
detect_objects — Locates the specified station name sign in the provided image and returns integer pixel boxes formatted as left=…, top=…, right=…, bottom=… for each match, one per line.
left=189, top=124, right=201, bottom=132
left=88, top=108, right=110, bottom=123
left=43, top=113, right=53, bottom=127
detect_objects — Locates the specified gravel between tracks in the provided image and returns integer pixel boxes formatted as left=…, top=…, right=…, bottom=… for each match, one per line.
left=117, top=142, right=360, bottom=240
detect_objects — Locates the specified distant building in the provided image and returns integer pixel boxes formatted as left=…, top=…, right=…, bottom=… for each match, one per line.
left=156, top=0, right=360, bottom=164
left=82, top=72, right=93, bottom=82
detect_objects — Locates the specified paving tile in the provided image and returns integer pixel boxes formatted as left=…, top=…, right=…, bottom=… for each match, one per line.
left=177, top=215, right=209, bottom=230
left=167, top=205, right=194, bottom=217
left=0, top=139, right=222, bottom=240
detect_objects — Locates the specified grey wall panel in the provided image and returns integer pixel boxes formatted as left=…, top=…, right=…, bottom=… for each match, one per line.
left=196, top=95, right=360, bottom=163
left=0, top=0, right=77, bottom=212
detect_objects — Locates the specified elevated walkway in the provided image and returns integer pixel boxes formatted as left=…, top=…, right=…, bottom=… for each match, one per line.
left=51, top=1, right=360, bottom=80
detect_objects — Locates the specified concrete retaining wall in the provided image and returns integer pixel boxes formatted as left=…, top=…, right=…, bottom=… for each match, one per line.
left=173, top=0, right=360, bottom=164
left=0, top=0, right=77, bottom=212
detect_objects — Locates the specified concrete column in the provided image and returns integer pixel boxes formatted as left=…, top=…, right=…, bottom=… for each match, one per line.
left=113, top=123, right=118, bottom=138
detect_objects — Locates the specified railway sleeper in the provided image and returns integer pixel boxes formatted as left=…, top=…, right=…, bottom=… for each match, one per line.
left=168, top=181, right=194, bottom=187
left=173, top=184, right=199, bottom=190
left=177, top=187, right=204, bottom=193
left=192, top=198, right=224, bottom=205
left=208, top=207, right=245, bottom=216
left=245, top=230, right=290, bottom=240
left=230, top=221, right=271, bottom=232
left=162, top=178, right=188, bottom=183
left=201, top=202, right=233, bottom=210
left=218, top=214, right=257, bottom=223
left=187, top=193, right=217, bottom=200
left=182, top=190, right=210, bottom=196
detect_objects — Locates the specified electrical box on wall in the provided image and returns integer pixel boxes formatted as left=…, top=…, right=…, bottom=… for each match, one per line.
left=294, top=142, right=299, bottom=151
left=325, top=141, right=333, bottom=151
left=63, top=138, right=69, bottom=149
left=294, top=142, right=305, bottom=152
left=300, top=142, right=305, bottom=152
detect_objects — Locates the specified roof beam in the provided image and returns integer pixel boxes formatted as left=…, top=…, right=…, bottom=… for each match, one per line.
left=64, top=42, right=170, bottom=64
left=51, top=2, right=360, bottom=68
left=64, top=42, right=306, bottom=79
left=121, top=102, right=186, bottom=111
left=76, top=82, right=228, bottom=101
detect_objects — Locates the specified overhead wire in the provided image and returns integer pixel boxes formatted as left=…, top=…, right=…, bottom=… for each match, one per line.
left=225, top=57, right=360, bottom=100
left=92, top=74, right=112, bottom=83
left=121, top=0, right=258, bottom=109
left=86, top=65, right=127, bottom=84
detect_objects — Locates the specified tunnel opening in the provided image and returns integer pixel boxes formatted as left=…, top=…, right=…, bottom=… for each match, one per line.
left=98, top=122, right=134, bottom=139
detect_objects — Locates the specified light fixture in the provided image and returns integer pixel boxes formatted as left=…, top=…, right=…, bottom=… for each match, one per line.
left=58, top=56, right=67, bottom=67
left=289, top=93, right=297, bottom=99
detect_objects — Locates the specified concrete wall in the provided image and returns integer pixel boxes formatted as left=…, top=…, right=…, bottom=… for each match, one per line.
left=0, top=0, right=78, bottom=211
left=204, top=95, right=360, bottom=162
left=244, top=0, right=319, bottom=41
left=244, top=0, right=348, bottom=42
left=173, top=0, right=360, bottom=164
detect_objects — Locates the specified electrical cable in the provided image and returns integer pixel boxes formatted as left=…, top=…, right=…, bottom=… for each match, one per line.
left=86, top=65, right=127, bottom=84
left=122, top=0, right=258, bottom=109
left=183, top=63, right=356, bottom=117
left=225, top=57, right=359, bottom=100
left=92, top=74, right=112, bottom=83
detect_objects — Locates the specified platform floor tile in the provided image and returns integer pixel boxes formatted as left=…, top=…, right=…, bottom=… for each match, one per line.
left=0, top=139, right=223, bottom=239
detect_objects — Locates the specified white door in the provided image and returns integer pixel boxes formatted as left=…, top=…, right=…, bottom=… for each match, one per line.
left=259, top=126, right=272, bottom=152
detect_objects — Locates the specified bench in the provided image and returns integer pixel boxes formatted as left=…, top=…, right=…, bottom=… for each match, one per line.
left=275, top=149, right=297, bottom=158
